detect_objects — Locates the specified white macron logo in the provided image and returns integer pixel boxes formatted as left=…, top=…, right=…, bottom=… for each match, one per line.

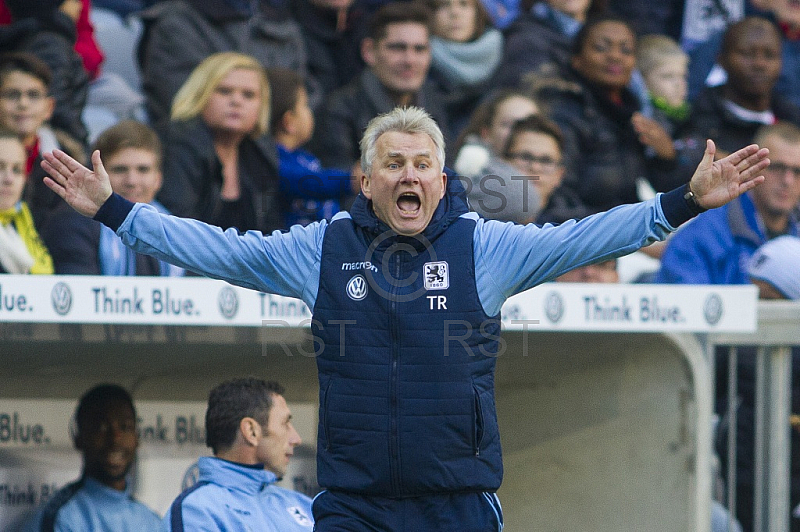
left=346, top=274, right=368, bottom=301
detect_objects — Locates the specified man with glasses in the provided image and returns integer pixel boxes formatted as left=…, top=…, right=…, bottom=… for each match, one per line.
left=502, top=114, right=588, bottom=225
left=0, top=52, right=85, bottom=228
left=656, top=121, right=800, bottom=285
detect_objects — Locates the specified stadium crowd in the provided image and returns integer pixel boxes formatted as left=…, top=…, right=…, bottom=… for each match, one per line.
left=1, top=0, right=798, bottom=280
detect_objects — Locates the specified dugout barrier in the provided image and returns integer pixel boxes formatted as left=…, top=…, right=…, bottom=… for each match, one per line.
left=0, top=275, right=793, bottom=531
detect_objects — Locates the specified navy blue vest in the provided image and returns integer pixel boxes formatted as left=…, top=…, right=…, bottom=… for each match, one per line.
left=313, top=210, right=503, bottom=497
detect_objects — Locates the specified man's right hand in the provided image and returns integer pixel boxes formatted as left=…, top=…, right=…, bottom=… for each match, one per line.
left=41, top=149, right=114, bottom=218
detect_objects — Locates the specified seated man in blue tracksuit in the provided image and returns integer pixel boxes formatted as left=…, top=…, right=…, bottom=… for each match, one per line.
left=163, top=378, right=313, bottom=531
left=23, top=385, right=161, bottom=532
left=41, top=106, right=770, bottom=531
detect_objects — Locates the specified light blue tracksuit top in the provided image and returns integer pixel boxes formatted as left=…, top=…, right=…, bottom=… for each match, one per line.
left=22, top=476, right=161, bottom=532
left=162, top=457, right=313, bottom=532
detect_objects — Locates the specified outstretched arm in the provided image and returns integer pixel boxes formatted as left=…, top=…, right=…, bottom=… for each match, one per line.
left=690, top=140, right=769, bottom=209
left=41, top=149, right=112, bottom=217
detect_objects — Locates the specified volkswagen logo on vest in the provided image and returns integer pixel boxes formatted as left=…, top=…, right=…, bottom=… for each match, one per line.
left=346, top=274, right=368, bottom=301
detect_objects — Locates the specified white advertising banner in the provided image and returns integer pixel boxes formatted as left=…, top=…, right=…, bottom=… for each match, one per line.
left=501, top=283, right=758, bottom=332
left=0, top=275, right=311, bottom=326
left=0, top=275, right=757, bottom=332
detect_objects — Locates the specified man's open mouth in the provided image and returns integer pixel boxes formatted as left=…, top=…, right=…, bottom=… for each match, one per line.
left=397, top=193, right=421, bottom=214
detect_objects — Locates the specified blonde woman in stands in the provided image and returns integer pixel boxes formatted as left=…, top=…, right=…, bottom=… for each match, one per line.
left=156, top=52, right=284, bottom=234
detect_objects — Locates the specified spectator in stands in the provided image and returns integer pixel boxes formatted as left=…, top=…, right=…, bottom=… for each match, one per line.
left=452, top=91, right=541, bottom=223
left=748, top=234, right=800, bottom=300
left=454, top=89, right=539, bottom=156
left=532, top=14, right=683, bottom=215
left=676, top=16, right=800, bottom=177
left=0, top=52, right=85, bottom=228
left=312, top=1, right=449, bottom=170
left=289, top=0, right=367, bottom=98
left=635, top=33, right=701, bottom=211
left=636, top=35, right=691, bottom=149
left=3, top=0, right=89, bottom=148
left=0, top=0, right=101, bottom=80
left=496, top=0, right=607, bottom=88
left=678, top=0, right=778, bottom=100
left=452, top=89, right=538, bottom=175
left=0, top=0, right=146, bottom=142
left=41, top=120, right=184, bottom=275
left=0, top=129, right=53, bottom=274
left=23, top=384, right=160, bottom=531
left=267, top=68, right=352, bottom=227
left=656, top=121, right=800, bottom=285
left=137, top=0, right=315, bottom=136
left=425, top=0, right=503, bottom=137
left=156, top=52, right=284, bottom=234
left=163, top=378, right=312, bottom=531
left=502, top=114, right=587, bottom=224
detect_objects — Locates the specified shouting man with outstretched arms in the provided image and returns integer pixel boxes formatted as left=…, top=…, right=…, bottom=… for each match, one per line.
left=42, top=107, right=768, bottom=532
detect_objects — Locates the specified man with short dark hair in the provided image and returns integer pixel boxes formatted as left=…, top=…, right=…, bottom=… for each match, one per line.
left=312, top=1, right=449, bottom=169
left=163, top=378, right=312, bottom=531
left=40, top=119, right=184, bottom=275
left=678, top=16, right=800, bottom=164
left=23, top=384, right=161, bottom=532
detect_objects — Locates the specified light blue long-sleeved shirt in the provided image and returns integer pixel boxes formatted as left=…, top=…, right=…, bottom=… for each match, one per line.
left=113, top=195, right=675, bottom=317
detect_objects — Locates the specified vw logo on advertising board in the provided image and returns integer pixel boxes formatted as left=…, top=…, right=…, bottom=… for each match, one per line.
left=703, top=293, right=723, bottom=326
left=218, top=286, right=239, bottom=319
left=544, top=291, right=564, bottom=323
left=51, top=282, right=73, bottom=316
left=346, top=274, right=368, bottom=301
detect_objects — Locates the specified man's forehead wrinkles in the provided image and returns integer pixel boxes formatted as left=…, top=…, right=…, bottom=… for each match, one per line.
left=385, top=150, right=432, bottom=158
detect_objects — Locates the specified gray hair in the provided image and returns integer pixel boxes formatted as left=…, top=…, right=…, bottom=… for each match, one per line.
left=359, top=106, right=445, bottom=176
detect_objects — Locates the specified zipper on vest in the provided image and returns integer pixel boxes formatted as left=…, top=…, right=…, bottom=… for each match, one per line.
left=389, top=253, right=402, bottom=494
left=473, top=384, right=484, bottom=456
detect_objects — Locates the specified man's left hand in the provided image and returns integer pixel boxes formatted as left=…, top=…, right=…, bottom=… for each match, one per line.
left=689, top=139, right=769, bottom=210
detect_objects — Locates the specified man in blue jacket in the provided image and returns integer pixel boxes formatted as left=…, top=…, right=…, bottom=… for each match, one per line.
left=163, top=378, right=313, bottom=531
left=41, top=106, right=769, bottom=531
left=656, top=121, right=800, bottom=285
